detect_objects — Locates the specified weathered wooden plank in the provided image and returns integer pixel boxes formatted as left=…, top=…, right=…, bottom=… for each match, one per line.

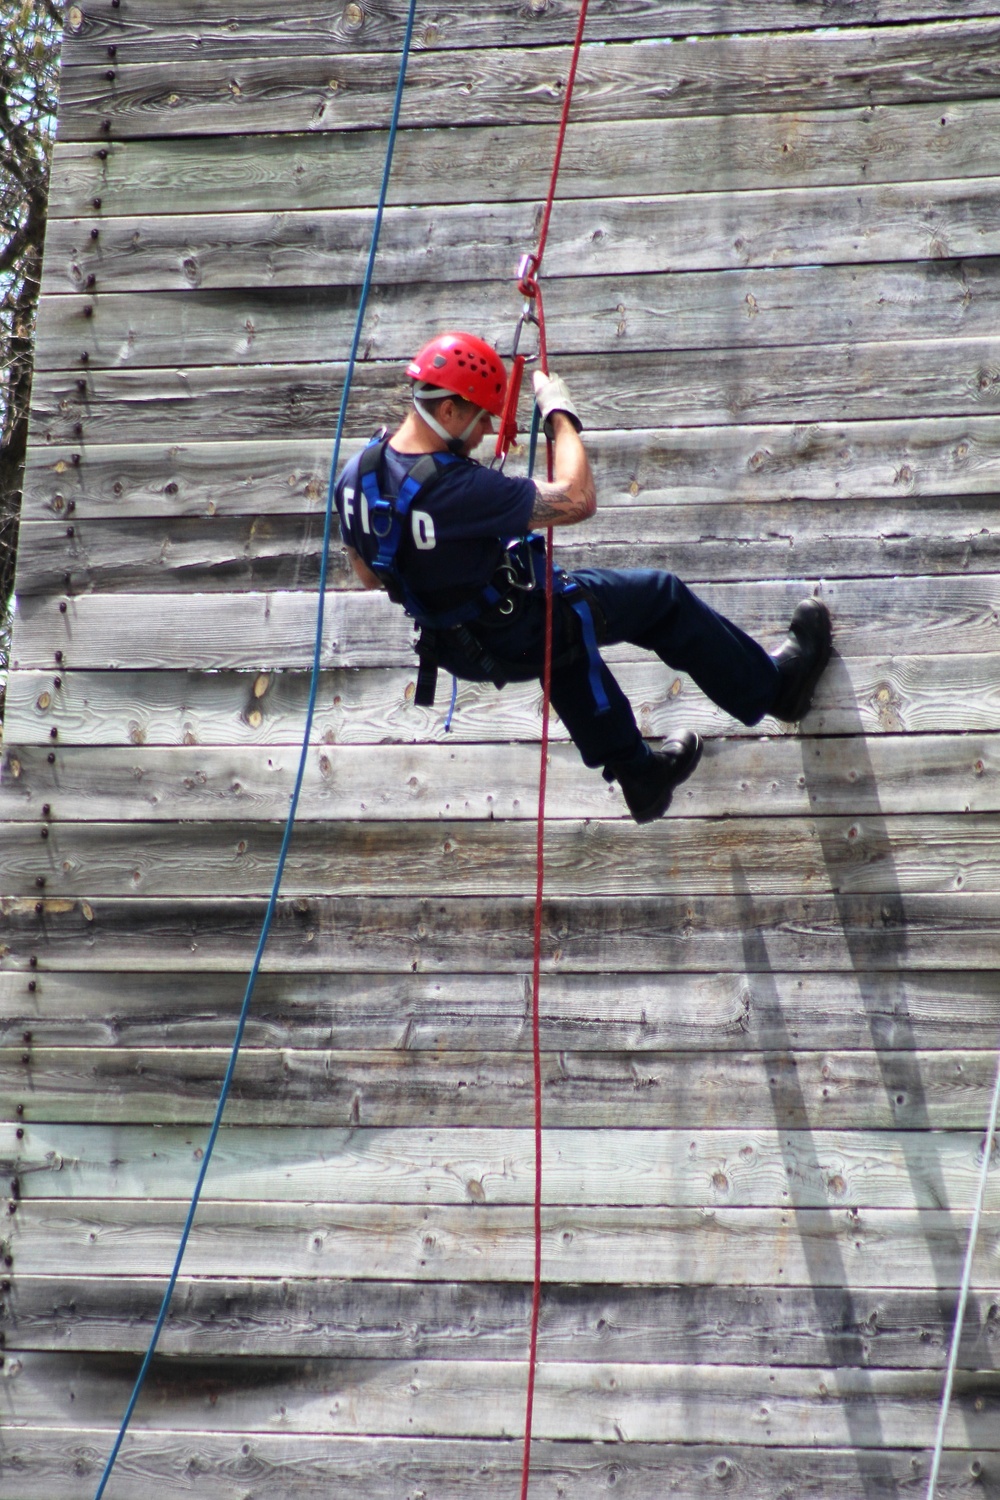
left=0, top=1432, right=986, bottom=1500
left=33, top=259, right=1000, bottom=371
left=41, top=178, right=1000, bottom=296
left=4, top=733, right=997, bottom=824
left=10, top=577, right=1000, bottom=672
left=5, top=1350, right=999, bottom=1445
left=60, top=0, right=1000, bottom=67
left=45, top=101, right=1000, bottom=221
left=4, top=1119, right=1000, bottom=1209
left=9, top=1200, right=1000, bottom=1288
left=54, top=23, right=1000, bottom=141
left=9, top=1276, right=998, bottom=1369
left=19, top=417, right=1000, bottom=523
left=3, top=1047, right=998, bottom=1130
left=3, top=812, right=1000, bottom=900
left=6, top=649, right=1000, bottom=749
left=2, top=967, right=995, bottom=1054
left=1, top=891, right=996, bottom=974
left=14, top=513, right=343, bottom=596
left=29, top=340, right=1000, bottom=448
left=14, top=495, right=1000, bottom=599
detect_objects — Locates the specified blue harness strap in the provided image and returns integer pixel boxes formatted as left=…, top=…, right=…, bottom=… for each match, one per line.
left=357, top=438, right=507, bottom=630
left=555, top=576, right=611, bottom=716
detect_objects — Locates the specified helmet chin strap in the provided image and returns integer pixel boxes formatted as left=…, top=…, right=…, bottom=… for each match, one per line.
left=413, top=384, right=484, bottom=455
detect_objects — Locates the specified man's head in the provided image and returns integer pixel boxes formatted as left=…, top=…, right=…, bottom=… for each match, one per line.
left=407, top=332, right=508, bottom=455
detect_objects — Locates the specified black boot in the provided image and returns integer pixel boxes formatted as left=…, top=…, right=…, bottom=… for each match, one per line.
left=770, top=598, right=832, bottom=723
left=607, top=730, right=703, bottom=824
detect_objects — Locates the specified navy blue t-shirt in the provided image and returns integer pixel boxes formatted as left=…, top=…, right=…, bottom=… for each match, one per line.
left=335, top=443, right=537, bottom=606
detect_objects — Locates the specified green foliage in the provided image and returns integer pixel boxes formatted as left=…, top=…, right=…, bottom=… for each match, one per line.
left=0, top=0, right=62, bottom=720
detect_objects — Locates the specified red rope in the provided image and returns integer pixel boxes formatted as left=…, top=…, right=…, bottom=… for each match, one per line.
left=518, top=5, right=589, bottom=1496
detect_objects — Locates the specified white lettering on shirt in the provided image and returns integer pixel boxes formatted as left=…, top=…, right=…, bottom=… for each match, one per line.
left=411, top=510, right=436, bottom=550
left=358, top=491, right=370, bottom=534
left=342, top=485, right=355, bottom=530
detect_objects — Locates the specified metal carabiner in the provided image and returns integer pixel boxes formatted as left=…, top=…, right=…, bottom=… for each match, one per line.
left=370, top=504, right=394, bottom=539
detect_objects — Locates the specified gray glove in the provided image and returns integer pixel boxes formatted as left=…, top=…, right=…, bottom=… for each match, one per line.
left=532, top=370, right=582, bottom=438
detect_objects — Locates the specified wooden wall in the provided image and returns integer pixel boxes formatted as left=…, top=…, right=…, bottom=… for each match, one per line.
left=3, top=2, right=1000, bottom=1494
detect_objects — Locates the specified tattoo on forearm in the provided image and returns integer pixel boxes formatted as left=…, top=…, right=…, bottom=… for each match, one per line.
left=530, top=481, right=594, bottom=527
left=530, top=490, right=569, bottom=526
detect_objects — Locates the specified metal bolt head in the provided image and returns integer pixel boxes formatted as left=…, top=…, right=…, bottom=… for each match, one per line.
left=91, top=196, right=102, bottom=210
left=49, top=727, right=58, bottom=740
left=29, top=955, right=38, bottom=968
left=35, top=876, right=46, bottom=889
left=26, top=981, right=36, bottom=993
left=47, top=753, right=55, bottom=765
left=59, top=601, right=67, bottom=613
left=40, top=827, right=49, bottom=841
left=42, top=805, right=51, bottom=817
left=67, top=499, right=76, bottom=512
left=54, top=650, right=63, bottom=664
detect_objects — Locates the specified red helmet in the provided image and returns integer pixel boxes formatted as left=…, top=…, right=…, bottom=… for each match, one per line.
left=406, top=332, right=508, bottom=418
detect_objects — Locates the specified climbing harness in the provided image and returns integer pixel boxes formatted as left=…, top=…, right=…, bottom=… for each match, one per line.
left=925, top=1045, right=1000, bottom=1499
left=350, top=433, right=609, bottom=715
left=90, top=4, right=421, bottom=1494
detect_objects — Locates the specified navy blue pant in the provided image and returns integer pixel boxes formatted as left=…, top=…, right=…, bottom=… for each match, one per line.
left=474, top=567, right=780, bottom=769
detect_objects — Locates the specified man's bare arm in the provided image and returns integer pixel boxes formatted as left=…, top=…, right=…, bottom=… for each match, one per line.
left=346, top=545, right=384, bottom=589
left=529, top=410, right=597, bottom=528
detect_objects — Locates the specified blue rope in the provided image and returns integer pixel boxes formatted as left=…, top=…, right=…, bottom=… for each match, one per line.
left=91, top=6, right=419, bottom=1493
left=443, top=672, right=459, bottom=731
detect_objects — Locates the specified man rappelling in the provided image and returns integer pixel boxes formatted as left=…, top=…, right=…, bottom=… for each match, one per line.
left=335, top=331, right=832, bottom=823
